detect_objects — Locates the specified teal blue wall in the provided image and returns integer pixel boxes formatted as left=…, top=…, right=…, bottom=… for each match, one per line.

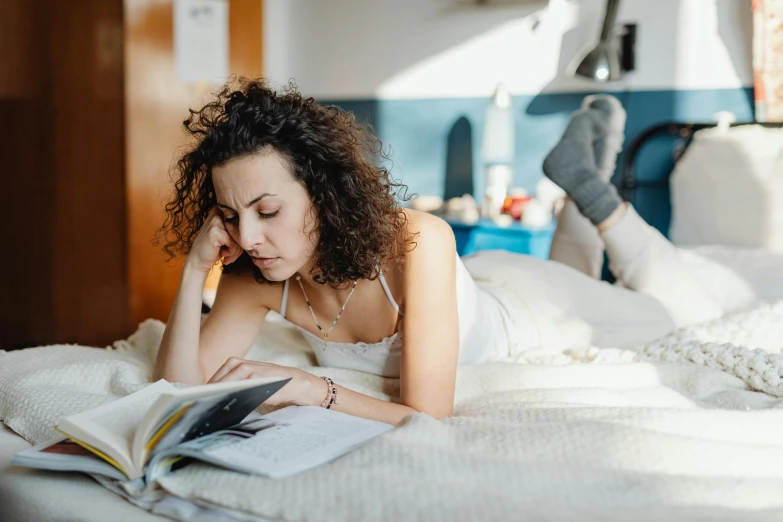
left=320, top=88, right=754, bottom=202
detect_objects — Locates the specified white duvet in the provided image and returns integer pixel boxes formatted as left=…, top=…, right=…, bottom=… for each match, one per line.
left=3, top=304, right=783, bottom=522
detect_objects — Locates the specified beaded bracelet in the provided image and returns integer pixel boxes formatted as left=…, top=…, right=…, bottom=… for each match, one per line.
left=320, top=376, right=340, bottom=409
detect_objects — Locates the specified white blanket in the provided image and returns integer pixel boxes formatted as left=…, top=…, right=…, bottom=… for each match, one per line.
left=3, top=305, right=783, bottom=522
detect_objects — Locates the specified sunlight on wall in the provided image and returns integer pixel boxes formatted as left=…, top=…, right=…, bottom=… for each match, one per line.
left=674, top=0, right=750, bottom=90
left=375, top=6, right=573, bottom=99
left=263, top=0, right=753, bottom=100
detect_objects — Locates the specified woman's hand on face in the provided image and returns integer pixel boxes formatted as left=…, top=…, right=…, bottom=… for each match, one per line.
left=186, top=207, right=243, bottom=274
left=207, top=358, right=322, bottom=407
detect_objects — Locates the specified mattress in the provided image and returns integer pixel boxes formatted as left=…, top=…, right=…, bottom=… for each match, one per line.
left=0, top=424, right=167, bottom=522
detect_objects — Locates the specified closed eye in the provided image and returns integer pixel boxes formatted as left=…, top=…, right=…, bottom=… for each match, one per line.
left=222, top=210, right=279, bottom=225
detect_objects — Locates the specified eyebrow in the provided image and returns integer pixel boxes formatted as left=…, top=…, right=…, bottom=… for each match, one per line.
left=216, top=193, right=278, bottom=211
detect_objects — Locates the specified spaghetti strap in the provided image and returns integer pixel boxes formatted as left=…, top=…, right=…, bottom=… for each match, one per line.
left=280, top=279, right=290, bottom=318
left=377, top=265, right=404, bottom=316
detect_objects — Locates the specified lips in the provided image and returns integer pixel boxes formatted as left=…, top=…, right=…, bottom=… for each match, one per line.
left=251, top=256, right=278, bottom=268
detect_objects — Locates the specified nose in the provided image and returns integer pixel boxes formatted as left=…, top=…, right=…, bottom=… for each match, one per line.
left=236, top=218, right=265, bottom=252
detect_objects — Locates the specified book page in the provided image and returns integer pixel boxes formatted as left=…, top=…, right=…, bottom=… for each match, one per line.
left=57, top=380, right=177, bottom=477
left=134, top=376, right=291, bottom=457
left=199, top=406, right=393, bottom=478
left=87, top=389, right=166, bottom=441
left=137, top=377, right=292, bottom=466
left=207, top=425, right=342, bottom=464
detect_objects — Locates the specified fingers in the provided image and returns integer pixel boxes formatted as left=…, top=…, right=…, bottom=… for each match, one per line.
left=209, top=225, right=243, bottom=265
left=195, top=208, right=228, bottom=247
left=209, top=209, right=228, bottom=231
left=208, top=361, right=293, bottom=407
left=208, top=358, right=287, bottom=384
left=206, top=208, right=228, bottom=234
left=221, top=239, right=244, bottom=265
left=208, top=356, right=244, bottom=383
left=207, top=206, right=245, bottom=265
left=213, top=364, right=255, bottom=383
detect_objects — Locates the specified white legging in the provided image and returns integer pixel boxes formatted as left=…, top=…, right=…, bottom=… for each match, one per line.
left=465, top=201, right=783, bottom=356
left=551, top=199, right=783, bottom=326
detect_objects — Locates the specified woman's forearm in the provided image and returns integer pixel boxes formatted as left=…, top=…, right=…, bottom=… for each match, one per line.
left=154, top=263, right=210, bottom=384
left=299, top=376, right=418, bottom=426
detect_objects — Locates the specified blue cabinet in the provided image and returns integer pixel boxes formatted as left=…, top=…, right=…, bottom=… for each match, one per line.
left=444, top=218, right=555, bottom=259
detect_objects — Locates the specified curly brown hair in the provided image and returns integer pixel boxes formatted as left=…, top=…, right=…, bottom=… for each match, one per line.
left=156, top=78, right=416, bottom=288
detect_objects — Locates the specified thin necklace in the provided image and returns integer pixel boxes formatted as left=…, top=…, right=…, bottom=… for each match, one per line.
left=295, top=275, right=358, bottom=351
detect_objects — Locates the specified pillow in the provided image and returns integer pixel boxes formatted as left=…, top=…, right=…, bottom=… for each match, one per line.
left=669, top=124, right=783, bottom=252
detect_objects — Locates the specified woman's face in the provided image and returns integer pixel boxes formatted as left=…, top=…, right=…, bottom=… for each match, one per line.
left=212, top=150, right=317, bottom=281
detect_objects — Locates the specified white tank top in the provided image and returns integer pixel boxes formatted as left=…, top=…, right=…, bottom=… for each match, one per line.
left=277, top=253, right=505, bottom=377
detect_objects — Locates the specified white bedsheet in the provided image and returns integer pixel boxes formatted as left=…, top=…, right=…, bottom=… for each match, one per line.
left=3, top=303, right=783, bottom=522
left=0, top=424, right=167, bottom=522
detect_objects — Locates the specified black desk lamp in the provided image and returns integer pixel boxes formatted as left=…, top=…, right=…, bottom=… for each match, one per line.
left=570, top=0, right=635, bottom=82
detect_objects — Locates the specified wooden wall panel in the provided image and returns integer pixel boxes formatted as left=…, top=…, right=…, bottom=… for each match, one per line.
left=0, top=0, right=261, bottom=349
left=48, top=1, right=128, bottom=344
left=0, top=1, right=52, bottom=349
left=125, top=0, right=263, bottom=327
left=0, top=0, right=128, bottom=349
left=230, top=0, right=263, bottom=76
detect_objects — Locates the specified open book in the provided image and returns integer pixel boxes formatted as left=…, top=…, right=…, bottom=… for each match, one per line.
left=14, top=377, right=290, bottom=481
left=13, top=378, right=395, bottom=484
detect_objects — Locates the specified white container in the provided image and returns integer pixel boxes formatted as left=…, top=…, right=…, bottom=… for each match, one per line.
left=481, top=83, right=515, bottom=217
left=483, top=164, right=513, bottom=219
left=482, top=83, right=515, bottom=165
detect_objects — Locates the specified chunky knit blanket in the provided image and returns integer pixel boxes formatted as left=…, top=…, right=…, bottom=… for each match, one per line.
left=3, top=304, right=783, bottom=522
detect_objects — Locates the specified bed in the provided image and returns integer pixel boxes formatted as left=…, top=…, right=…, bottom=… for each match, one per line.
left=3, top=123, right=783, bottom=522
left=4, top=308, right=783, bottom=522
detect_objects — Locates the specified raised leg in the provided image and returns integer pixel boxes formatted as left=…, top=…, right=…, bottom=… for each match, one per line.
left=544, top=96, right=757, bottom=328
left=547, top=95, right=625, bottom=278
left=548, top=200, right=604, bottom=279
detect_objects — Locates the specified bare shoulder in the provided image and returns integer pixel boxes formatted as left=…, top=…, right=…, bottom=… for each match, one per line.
left=404, top=208, right=453, bottom=234
left=401, top=208, right=456, bottom=268
left=212, top=269, right=282, bottom=313
left=396, top=210, right=458, bottom=330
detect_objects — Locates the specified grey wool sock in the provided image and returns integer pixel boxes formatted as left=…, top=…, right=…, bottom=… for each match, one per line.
left=582, top=94, right=626, bottom=182
left=543, top=95, right=626, bottom=226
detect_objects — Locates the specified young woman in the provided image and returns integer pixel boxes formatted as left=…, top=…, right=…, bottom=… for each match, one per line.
left=154, top=79, right=778, bottom=426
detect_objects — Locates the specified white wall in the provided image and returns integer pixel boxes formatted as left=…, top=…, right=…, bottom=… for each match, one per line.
left=263, top=0, right=753, bottom=100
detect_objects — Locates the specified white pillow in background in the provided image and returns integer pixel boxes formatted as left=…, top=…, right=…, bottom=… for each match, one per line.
left=669, top=124, right=783, bottom=252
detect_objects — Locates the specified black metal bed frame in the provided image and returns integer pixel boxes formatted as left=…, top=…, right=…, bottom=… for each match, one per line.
left=618, top=120, right=783, bottom=202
